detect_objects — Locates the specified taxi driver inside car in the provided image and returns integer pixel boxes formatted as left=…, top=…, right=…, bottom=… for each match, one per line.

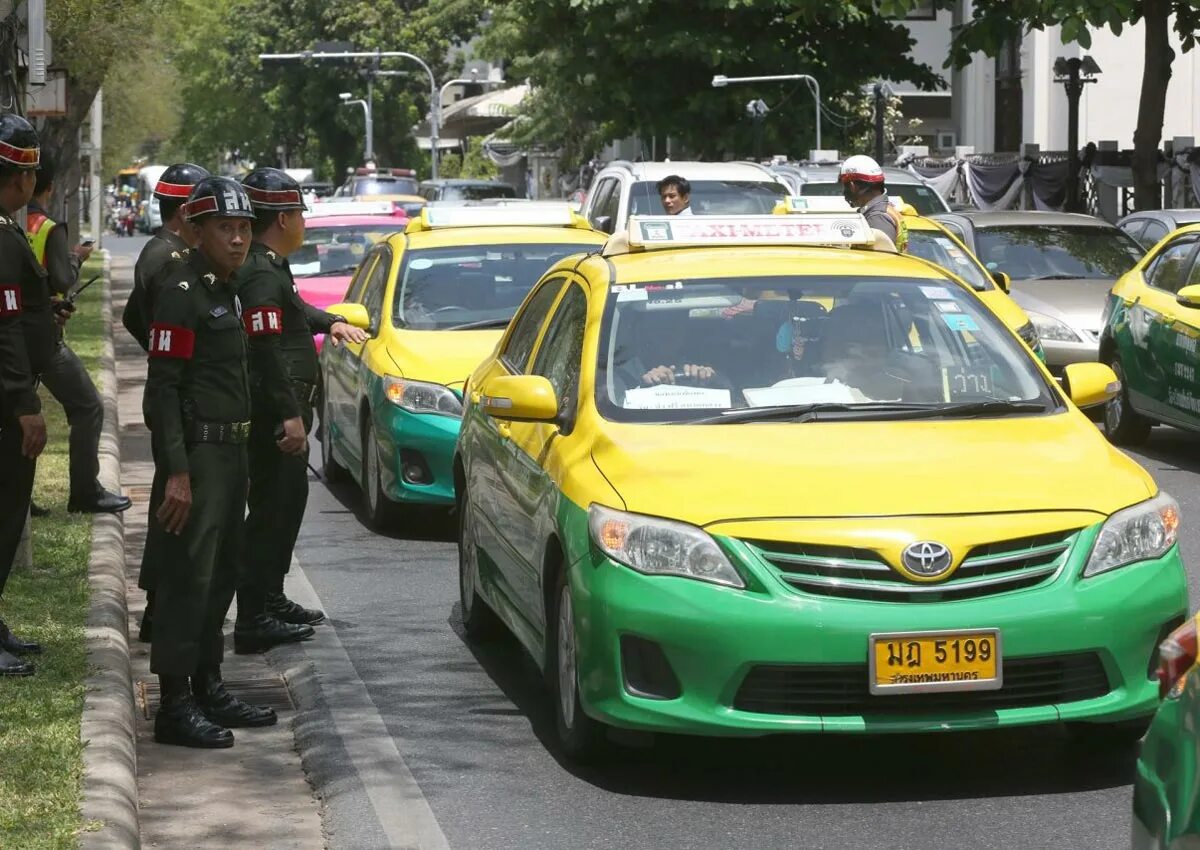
left=455, top=204, right=1188, bottom=757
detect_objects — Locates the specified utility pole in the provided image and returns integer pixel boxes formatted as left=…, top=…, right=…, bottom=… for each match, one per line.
left=746, top=99, right=769, bottom=161
left=873, top=83, right=885, bottom=162
left=89, top=90, right=102, bottom=246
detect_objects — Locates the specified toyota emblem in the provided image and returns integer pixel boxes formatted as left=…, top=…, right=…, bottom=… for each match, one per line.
left=901, top=541, right=953, bottom=577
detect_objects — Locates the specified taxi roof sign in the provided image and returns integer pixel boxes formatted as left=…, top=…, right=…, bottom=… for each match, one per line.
left=305, top=200, right=397, bottom=218
left=407, top=203, right=590, bottom=233
left=607, top=214, right=875, bottom=256
left=775, top=196, right=855, bottom=214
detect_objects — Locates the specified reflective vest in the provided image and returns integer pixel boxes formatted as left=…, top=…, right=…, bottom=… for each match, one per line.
left=884, top=204, right=909, bottom=253
left=25, top=210, right=55, bottom=269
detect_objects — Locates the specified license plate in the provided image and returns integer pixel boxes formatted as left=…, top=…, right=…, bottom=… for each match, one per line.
left=869, top=629, right=1002, bottom=695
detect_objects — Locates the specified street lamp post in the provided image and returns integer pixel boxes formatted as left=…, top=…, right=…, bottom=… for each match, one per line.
left=339, top=92, right=373, bottom=162
left=1054, top=56, right=1101, bottom=213
left=712, top=73, right=821, bottom=153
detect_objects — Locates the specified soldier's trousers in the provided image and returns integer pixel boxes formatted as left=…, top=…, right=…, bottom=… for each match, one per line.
left=136, top=432, right=165, bottom=594
left=241, top=406, right=312, bottom=607
left=149, top=442, right=247, bottom=675
left=0, top=414, right=36, bottom=596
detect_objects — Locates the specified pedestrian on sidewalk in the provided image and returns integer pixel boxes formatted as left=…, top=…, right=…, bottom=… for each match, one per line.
left=26, top=151, right=131, bottom=514
left=120, top=161, right=210, bottom=643
left=0, top=114, right=52, bottom=676
left=232, top=167, right=366, bottom=652
left=143, top=177, right=276, bottom=748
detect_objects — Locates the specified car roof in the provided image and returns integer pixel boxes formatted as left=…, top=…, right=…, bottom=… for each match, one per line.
left=779, top=165, right=929, bottom=185
left=385, top=224, right=610, bottom=252
left=303, top=216, right=402, bottom=227
left=937, top=210, right=1115, bottom=228
left=600, top=160, right=779, bottom=182
left=420, top=179, right=515, bottom=188
left=1123, top=209, right=1200, bottom=223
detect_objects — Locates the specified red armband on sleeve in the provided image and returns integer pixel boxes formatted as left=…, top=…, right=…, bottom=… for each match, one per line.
left=0, top=285, right=21, bottom=316
left=148, top=323, right=195, bottom=359
left=244, top=306, right=283, bottom=336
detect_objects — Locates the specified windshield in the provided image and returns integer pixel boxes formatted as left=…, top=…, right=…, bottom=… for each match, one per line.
left=442, top=184, right=516, bottom=201
left=629, top=180, right=787, bottom=216
left=291, top=225, right=398, bottom=277
left=906, top=229, right=993, bottom=291
left=356, top=177, right=419, bottom=196
left=595, top=274, right=1056, bottom=423
left=974, top=225, right=1144, bottom=280
left=802, top=181, right=949, bottom=215
left=394, top=242, right=600, bottom=330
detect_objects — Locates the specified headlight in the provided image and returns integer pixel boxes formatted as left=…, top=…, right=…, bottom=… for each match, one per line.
left=588, top=504, right=745, bottom=588
left=1083, top=492, right=1180, bottom=577
left=383, top=377, right=463, bottom=417
left=1026, top=311, right=1084, bottom=343
left=1015, top=320, right=1041, bottom=350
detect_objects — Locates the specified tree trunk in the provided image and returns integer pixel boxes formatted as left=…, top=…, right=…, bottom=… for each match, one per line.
left=38, top=76, right=100, bottom=243
left=1132, top=0, right=1173, bottom=210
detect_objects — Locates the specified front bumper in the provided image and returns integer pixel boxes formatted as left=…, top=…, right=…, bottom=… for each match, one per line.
left=1042, top=336, right=1100, bottom=372
left=572, top=534, right=1187, bottom=737
left=374, top=403, right=460, bottom=506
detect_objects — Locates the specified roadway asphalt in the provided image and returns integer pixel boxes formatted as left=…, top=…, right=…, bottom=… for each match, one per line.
left=104, top=233, right=1200, bottom=850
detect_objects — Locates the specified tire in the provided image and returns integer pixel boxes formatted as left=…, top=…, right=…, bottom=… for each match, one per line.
left=548, top=567, right=605, bottom=761
left=457, top=487, right=501, bottom=639
left=1104, top=357, right=1152, bottom=446
left=361, top=416, right=401, bottom=529
left=321, top=393, right=347, bottom=484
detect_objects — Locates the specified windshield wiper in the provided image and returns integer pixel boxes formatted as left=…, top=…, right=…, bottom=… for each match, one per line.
left=684, top=399, right=1047, bottom=425
left=1031, top=274, right=1083, bottom=280
left=445, top=317, right=512, bottom=331
left=300, top=267, right=359, bottom=277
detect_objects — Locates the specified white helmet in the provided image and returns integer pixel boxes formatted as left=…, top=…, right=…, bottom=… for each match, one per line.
left=839, top=155, right=885, bottom=184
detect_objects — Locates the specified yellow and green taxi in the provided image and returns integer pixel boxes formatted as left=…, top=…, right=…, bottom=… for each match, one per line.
left=453, top=211, right=1188, bottom=758
left=319, top=205, right=607, bottom=526
left=1100, top=223, right=1200, bottom=445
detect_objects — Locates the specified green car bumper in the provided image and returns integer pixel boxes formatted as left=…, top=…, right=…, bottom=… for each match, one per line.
left=1132, top=666, right=1200, bottom=849
left=375, top=403, right=460, bottom=506
left=570, top=519, right=1187, bottom=737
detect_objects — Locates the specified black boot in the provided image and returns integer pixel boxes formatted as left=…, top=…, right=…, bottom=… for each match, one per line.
left=233, top=613, right=314, bottom=654
left=192, top=666, right=277, bottom=728
left=153, top=675, right=234, bottom=748
left=0, top=620, right=41, bottom=655
left=138, top=593, right=154, bottom=643
left=0, top=647, right=34, bottom=676
left=265, top=591, right=326, bottom=626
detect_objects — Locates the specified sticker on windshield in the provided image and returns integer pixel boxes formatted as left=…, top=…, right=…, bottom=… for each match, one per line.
left=622, top=385, right=731, bottom=410
left=920, top=285, right=953, bottom=300
left=616, top=288, right=649, bottom=302
left=409, top=258, right=434, bottom=270
left=942, top=313, right=979, bottom=332
left=933, top=300, right=963, bottom=313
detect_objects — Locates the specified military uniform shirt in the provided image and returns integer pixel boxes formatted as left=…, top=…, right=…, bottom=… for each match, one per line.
left=124, top=229, right=190, bottom=351
left=235, top=241, right=340, bottom=420
left=0, top=210, right=54, bottom=418
left=144, top=250, right=251, bottom=475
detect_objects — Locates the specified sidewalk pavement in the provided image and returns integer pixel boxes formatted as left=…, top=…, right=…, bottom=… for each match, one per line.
left=109, top=253, right=324, bottom=848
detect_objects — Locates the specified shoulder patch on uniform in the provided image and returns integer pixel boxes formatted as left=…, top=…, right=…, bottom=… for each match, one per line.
left=178, top=280, right=189, bottom=291
left=170, top=251, right=182, bottom=259
left=0, top=284, right=22, bottom=316
left=148, top=323, right=195, bottom=359
left=244, top=305, right=283, bottom=336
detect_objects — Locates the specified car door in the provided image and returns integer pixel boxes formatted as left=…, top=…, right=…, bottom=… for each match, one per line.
left=1164, top=248, right=1200, bottom=427
left=494, top=281, right=589, bottom=639
left=1133, top=236, right=1200, bottom=422
left=325, top=253, right=378, bottom=449
left=348, top=249, right=393, bottom=474
left=469, top=277, right=567, bottom=634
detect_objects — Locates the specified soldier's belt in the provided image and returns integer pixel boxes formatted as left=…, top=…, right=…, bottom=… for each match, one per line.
left=292, top=379, right=319, bottom=406
left=185, top=420, right=252, bottom=445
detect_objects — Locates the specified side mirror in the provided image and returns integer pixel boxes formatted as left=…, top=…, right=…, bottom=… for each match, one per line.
left=992, top=271, right=1011, bottom=292
left=1177, top=284, right=1200, bottom=308
left=1061, top=362, right=1121, bottom=409
left=479, top=374, right=559, bottom=423
left=593, top=215, right=614, bottom=235
left=326, top=302, right=371, bottom=332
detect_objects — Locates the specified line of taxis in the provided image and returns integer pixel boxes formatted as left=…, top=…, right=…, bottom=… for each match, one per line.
left=312, top=194, right=1198, bottom=844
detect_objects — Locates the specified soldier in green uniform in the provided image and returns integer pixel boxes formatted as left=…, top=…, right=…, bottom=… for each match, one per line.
left=144, top=176, right=276, bottom=748
left=235, top=168, right=366, bottom=645
left=0, top=114, right=49, bottom=677
left=121, top=162, right=210, bottom=643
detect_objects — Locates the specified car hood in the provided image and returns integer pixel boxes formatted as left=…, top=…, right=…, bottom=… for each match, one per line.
left=385, top=330, right=502, bottom=390
left=296, top=275, right=353, bottom=311
left=1009, top=278, right=1115, bottom=332
left=590, top=413, right=1154, bottom=525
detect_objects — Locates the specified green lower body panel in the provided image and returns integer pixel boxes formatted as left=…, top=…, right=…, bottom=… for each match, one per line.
left=376, top=404, right=460, bottom=506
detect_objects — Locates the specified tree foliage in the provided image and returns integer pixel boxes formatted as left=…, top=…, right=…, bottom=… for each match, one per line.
left=481, top=0, right=944, bottom=165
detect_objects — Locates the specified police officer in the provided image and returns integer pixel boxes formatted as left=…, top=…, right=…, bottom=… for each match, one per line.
left=144, top=176, right=275, bottom=747
left=121, top=161, right=210, bottom=643
left=235, top=168, right=365, bottom=645
left=27, top=151, right=131, bottom=514
left=838, top=155, right=907, bottom=250
left=0, top=114, right=49, bottom=677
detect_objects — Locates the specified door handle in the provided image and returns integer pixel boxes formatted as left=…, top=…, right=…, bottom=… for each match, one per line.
left=497, top=422, right=511, bottom=439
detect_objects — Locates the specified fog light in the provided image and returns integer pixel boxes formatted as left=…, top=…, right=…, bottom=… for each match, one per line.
left=399, top=449, right=432, bottom=485
left=620, top=635, right=681, bottom=700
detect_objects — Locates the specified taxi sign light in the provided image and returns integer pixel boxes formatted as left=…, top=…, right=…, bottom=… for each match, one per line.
left=779, top=196, right=855, bottom=213
left=619, top=214, right=874, bottom=252
left=410, top=204, right=585, bottom=232
left=305, top=200, right=397, bottom=218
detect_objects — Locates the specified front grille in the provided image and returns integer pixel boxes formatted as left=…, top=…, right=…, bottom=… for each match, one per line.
left=734, top=653, right=1110, bottom=716
left=746, top=529, right=1080, bottom=602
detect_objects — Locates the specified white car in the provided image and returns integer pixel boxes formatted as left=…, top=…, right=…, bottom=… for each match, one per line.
left=580, top=160, right=787, bottom=234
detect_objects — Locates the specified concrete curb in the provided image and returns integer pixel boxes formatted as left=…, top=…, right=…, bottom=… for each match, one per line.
left=80, top=251, right=140, bottom=850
